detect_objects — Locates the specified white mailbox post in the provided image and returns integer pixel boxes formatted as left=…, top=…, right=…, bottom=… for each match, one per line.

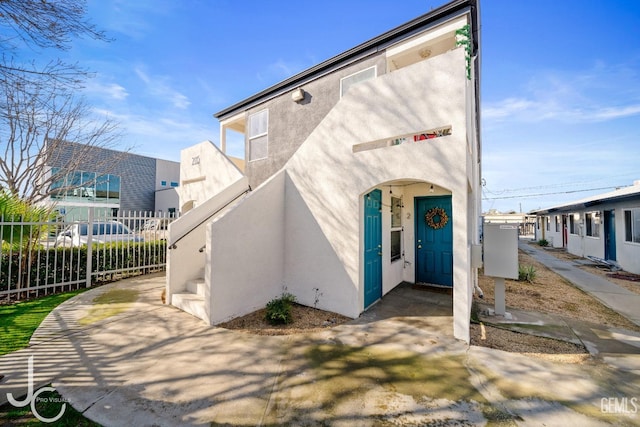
left=483, top=223, right=519, bottom=316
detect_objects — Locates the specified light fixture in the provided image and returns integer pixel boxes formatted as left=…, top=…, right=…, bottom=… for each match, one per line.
left=291, top=88, right=305, bottom=102
left=429, top=185, right=435, bottom=193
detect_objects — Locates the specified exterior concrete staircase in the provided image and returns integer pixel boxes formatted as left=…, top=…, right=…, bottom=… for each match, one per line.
left=171, top=275, right=207, bottom=321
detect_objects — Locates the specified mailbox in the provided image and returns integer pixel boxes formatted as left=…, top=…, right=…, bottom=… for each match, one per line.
left=483, top=223, right=518, bottom=279
left=483, top=223, right=519, bottom=317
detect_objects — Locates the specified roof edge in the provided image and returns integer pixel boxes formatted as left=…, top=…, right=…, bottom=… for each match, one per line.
left=214, top=0, right=477, bottom=120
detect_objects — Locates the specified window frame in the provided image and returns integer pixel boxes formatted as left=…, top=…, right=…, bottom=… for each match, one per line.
left=247, top=109, right=269, bottom=162
left=340, top=66, right=377, bottom=98
left=624, top=208, right=640, bottom=244
left=569, top=213, right=580, bottom=235
left=390, top=196, right=402, bottom=262
left=585, top=211, right=600, bottom=238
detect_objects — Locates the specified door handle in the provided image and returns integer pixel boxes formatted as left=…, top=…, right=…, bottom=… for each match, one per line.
left=417, top=245, right=422, bottom=249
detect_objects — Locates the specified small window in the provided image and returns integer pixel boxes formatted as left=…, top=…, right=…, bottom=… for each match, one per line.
left=555, top=215, right=561, bottom=232
left=625, top=209, right=640, bottom=243
left=170, top=182, right=179, bottom=187
left=391, top=197, right=402, bottom=228
left=390, top=230, right=402, bottom=262
left=569, top=213, right=580, bottom=235
left=248, top=109, right=268, bottom=161
left=340, top=66, right=376, bottom=97
left=390, top=196, right=402, bottom=262
left=161, top=181, right=167, bottom=186
left=585, top=212, right=600, bottom=237
left=545, top=216, right=549, bottom=231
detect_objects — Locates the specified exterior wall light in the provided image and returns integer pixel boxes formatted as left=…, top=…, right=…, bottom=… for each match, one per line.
left=291, top=88, right=305, bottom=102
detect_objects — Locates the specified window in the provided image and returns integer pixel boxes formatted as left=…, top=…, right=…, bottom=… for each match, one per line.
left=545, top=216, right=549, bottom=231
left=390, top=231, right=402, bottom=262
left=555, top=215, right=561, bottom=232
left=569, top=213, right=580, bottom=235
left=585, top=212, right=600, bottom=237
left=161, top=180, right=167, bottom=186
left=170, top=181, right=179, bottom=187
left=248, top=109, right=268, bottom=161
left=390, top=196, right=402, bottom=261
left=625, top=209, right=640, bottom=243
left=340, top=66, right=376, bottom=97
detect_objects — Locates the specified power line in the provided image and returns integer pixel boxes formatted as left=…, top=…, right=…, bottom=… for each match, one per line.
left=482, top=185, right=626, bottom=200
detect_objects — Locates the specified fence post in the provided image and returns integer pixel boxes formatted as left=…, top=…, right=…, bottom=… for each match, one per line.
left=86, top=207, right=94, bottom=288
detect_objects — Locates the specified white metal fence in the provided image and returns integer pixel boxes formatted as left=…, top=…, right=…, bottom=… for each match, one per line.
left=0, top=209, right=176, bottom=302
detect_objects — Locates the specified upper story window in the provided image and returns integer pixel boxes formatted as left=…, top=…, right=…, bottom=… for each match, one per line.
left=624, top=208, right=640, bottom=244
left=248, top=109, right=268, bottom=161
left=50, top=167, right=120, bottom=204
left=340, top=66, right=376, bottom=97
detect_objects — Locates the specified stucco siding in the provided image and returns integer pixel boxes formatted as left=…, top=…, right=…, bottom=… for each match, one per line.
left=208, top=171, right=286, bottom=324
left=179, top=141, right=244, bottom=211
left=244, top=53, right=387, bottom=189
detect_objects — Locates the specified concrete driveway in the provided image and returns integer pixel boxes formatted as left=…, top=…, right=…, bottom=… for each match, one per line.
left=1, top=273, right=638, bottom=426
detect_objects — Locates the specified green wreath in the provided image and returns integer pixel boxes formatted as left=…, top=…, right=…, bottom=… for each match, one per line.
left=425, top=207, right=449, bottom=229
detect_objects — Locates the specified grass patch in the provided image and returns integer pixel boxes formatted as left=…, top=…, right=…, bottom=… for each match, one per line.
left=0, top=386, right=100, bottom=426
left=78, top=288, right=139, bottom=326
left=0, top=290, right=86, bottom=355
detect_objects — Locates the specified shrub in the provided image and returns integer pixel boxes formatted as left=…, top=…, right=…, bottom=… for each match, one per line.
left=518, top=265, right=537, bottom=283
left=538, top=239, right=549, bottom=247
left=265, top=292, right=296, bottom=325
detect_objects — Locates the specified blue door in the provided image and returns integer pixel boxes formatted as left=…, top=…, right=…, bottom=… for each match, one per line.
left=604, top=210, right=616, bottom=261
left=415, top=196, right=453, bottom=287
left=364, top=189, right=382, bottom=307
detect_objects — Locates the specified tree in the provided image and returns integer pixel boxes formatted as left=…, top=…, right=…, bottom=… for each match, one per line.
left=0, top=0, right=126, bottom=204
left=0, top=76, right=122, bottom=203
left=0, top=0, right=109, bottom=93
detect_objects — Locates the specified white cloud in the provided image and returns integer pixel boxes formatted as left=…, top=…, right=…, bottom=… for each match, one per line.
left=134, top=66, right=191, bottom=110
left=83, top=80, right=129, bottom=101
left=484, top=62, right=640, bottom=124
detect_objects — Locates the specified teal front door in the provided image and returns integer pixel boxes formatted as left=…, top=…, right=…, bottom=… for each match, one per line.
left=415, top=196, right=453, bottom=287
left=604, top=210, right=616, bottom=261
left=364, top=189, right=382, bottom=307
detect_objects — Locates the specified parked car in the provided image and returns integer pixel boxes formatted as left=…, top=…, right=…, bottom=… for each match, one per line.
left=139, top=218, right=170, bottom=241
left=55, top=220, right=143, bottom=247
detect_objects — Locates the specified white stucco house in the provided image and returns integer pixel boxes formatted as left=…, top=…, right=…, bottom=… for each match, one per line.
left=167, top=0, right=482, bottom=342
left=531, top=181, right=640, bottom=275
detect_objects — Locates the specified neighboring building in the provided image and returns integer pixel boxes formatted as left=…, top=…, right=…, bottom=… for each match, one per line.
left=531, top=181, right=640, bottom=275
left=482, top=211, right=536, bottom=237
left=43, top=140, right=180, bottom=219
left=168, top=0, right=481, bottom=343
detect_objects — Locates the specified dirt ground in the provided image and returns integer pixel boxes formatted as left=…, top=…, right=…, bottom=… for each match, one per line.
left=220, top=245, right=638, bottom=362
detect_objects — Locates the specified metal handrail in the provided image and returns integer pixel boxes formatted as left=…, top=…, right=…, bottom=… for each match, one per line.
left=168, top=186, right=250, bottom=250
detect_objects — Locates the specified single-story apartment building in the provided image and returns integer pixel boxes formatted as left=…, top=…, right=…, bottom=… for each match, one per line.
left=531, top=180, right=640, bottom=275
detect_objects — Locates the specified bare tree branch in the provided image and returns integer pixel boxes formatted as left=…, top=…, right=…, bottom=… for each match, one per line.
left=0, top=0, right=108, bottom=52
left=0, top=76, right=125, bottom=204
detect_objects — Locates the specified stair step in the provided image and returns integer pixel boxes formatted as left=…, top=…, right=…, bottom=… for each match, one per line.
left=172, top=292, right=207, bottom=321
left=186, top=278, right=206, bottom=297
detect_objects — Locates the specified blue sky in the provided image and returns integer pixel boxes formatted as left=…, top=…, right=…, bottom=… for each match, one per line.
left=64, top=0, right=640, bottom=213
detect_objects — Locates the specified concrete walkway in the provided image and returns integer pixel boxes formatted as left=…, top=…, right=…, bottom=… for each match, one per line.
left=519, top=240, right=640, bottom=327
left=1, top=273, right=639, bottom=426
